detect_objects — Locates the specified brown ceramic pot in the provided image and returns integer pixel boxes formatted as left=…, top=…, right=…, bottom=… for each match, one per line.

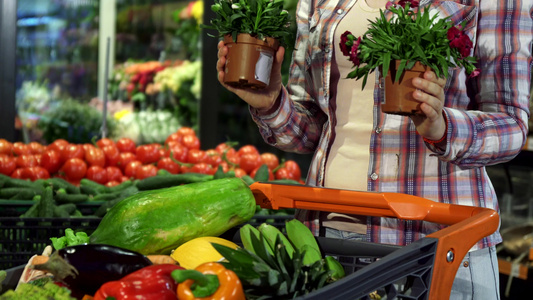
left=223, top=34, right=280, bottom=90
left=381, top=61, right=430, bottom=116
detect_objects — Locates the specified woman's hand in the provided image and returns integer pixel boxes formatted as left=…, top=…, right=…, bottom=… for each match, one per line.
left=410, top=71, right=447, bottom=142
left=216, top=40, right=285, bottom=110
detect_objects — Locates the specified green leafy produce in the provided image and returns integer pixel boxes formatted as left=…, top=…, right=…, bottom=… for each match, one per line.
left=0, top=281, right=75, bottom=300
left=50, top=228, right=90, bottom=250
left=37, top=98, right=116, bottom=144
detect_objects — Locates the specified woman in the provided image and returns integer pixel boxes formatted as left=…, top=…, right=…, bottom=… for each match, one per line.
left=216, top=0, right=532, bottom=298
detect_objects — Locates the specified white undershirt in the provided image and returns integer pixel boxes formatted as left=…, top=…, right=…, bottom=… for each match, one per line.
left=322, top=0, right=382, bottom=233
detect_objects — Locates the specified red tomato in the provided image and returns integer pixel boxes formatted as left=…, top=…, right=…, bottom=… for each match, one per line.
left=0, top=155, right=16, bottom=175
left=274, top=167, right=293, bottom=180
left=124, top=160, right=142, bottom=179
left=116, top=138, right=136, bottom=153
left=189, top=163, right=215, bottom=175
left=96, top=138, right=115, bottom=148
left=27, top=142, right=45, bottom=155
left=85, top=147, right=106, bottom=167
left=61, top=158, right=87, bottom=181
left=260, top=152, right=280, bottom=170
left=61, top=144, right=85, bottom=162
left=157, top=157, right=180, bottom=174
left=102, top=145, right=120, bottom=167
left=106, top=166, right=123, bottom=182
left=86, top=165, right=108, bottom=184
left=215, top=142, right=237, bottom=156
left=165, top=132, right=183, bottom=146
left=250, top=166, right=274, bottom=180
left=27, top=166, right=50, bottom=180
left=12, top=142, right=31, bottom=156
left=187, top=149, right=207, bottom=164
left=81, top=143, right=95, bottom=152
left=232, top=168, right=247, bottom=178
left=239, top=153, right=263, bottom=174
left=169, top=143, right=188, bottom=163
left=176, top=127, right=196, bottom=137
left=46, top=139, right=69, bottom=154
left=135, top=164, right=158, bottom=180
left=136, top=144, right=160, bottom=164
left=11, top=168, right=31, bottom=180
left=0, top=139, right=13, bottom=156
left=181, top=134, right=200, bottom=150
left=106, top=180, right=120, bottom=187
left=117, top=152, right=137, bottom=171
left=283, top=160, right=302, bottom=180
left=40, top=150, right=62, bottom=174
left=15, top=154, right=39, bottom=168
left=204, top=149, right=222, bottom=167
left=237, top=145, right=259, bottom=157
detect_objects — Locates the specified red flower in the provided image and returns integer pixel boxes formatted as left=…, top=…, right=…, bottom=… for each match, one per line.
left=349, top=37, right=362, bottom=66
left=447, top=26, right=473, bottom=58
left=339, top=31, right=352, bottom=56
left=398, top=0, right=419, bottom=8
left=468, top=68, right=481, bottom=78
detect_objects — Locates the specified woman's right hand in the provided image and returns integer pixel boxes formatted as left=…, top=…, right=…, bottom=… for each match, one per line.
left=216, top=40, right=285, bottom=110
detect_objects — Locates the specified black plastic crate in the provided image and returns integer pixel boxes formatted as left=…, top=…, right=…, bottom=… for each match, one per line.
left=0, top=201, right=106, bottom=217
left=0, top=217, right=102, bottom=270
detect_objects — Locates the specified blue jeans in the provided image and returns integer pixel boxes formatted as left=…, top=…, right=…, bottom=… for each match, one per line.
left=324, top=228, right=500, bottom=300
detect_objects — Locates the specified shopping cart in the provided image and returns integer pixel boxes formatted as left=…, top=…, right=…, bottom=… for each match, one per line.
left=250, top=182, right=500, bottom=300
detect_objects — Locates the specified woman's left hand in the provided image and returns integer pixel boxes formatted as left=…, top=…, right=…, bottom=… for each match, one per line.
left=410, top=71, right=447, bottom=142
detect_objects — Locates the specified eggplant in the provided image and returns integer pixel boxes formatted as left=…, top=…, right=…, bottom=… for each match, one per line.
left=33, top=244, right=152, bottom=296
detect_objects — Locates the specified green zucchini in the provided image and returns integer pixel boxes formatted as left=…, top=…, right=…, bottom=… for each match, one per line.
left=89, top=177, right=256, bottom=255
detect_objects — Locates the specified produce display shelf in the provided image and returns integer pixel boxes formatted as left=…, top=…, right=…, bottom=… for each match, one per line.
left=250, top=182, right=500, bottom=300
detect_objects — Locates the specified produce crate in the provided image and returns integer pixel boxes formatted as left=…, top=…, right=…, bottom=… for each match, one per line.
left=0, top=217, right=102, bottom=270
left=250, top=182, right=500, bottom=300
left=0, top=201, right=106, bottom=217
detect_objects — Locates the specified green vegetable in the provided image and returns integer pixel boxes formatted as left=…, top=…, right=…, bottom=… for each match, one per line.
left=0, top=281, right=75, bottom=299
left=0, top=187, right=41, bottom=200
left=46, top=178, right=80, bottom=194
left=55, top=193, right=89, bottom=204
left=90, top=177, right=257, bottom=255
left=50, top=228, right=90, bottom=250
left=136, top=173, right=213, bottom=191
left=37, top=187, right=54, bottom=217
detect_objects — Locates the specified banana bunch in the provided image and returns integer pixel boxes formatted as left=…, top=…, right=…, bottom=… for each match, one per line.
left=212, top=219, right=345, bottom=299
left=243, top=220, right=344, bottom=278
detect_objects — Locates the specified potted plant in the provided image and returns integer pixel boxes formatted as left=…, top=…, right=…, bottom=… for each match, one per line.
left=339, top=0, right=479, bottom=115
left=205, top=0, right=292, bottom=89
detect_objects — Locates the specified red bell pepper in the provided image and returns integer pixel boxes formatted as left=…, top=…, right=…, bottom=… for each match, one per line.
left=93, top=264, right=184, bottom=300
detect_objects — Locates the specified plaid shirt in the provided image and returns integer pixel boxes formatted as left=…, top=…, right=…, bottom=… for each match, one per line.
left=250, top=0, right=532, bottom=250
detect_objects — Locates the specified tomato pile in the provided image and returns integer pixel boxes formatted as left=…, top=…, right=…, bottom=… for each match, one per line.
left=0, top=127, right=302, bottom=186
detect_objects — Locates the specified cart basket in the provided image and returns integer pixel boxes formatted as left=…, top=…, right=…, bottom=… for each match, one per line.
left=250, top=182, right=499, bottom=300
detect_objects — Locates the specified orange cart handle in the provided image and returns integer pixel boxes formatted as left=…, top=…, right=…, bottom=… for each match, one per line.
left=250, top=182, right=500, bottom=300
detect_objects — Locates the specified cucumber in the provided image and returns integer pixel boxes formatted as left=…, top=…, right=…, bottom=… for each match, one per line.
left=89, top=177, right=256, bottom=255
left=136, top=173, right=213, bottom=191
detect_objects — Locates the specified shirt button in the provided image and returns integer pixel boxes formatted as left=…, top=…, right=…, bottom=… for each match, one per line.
left=370, top=173, right=378, bottom=180
left=375, top=127, right=382, bottom=134
left=325, top=47, right=330, bottom=53
left=337, top=9, right=344, bottom=14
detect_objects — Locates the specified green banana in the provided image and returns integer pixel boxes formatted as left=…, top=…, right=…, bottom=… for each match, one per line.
left=239, top=223, right=262, bottom=255
left=300, top=244, right=323, bottom=265
left=258, top=223, right=295, bottom=259
left=324, top=256, right=345, bottom=281
left=285, top=219, right=322, bottom=262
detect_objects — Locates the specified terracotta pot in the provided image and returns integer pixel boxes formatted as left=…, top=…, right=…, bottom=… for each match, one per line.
left=223, top=34, right=280, bottom=90
left=381, top=61, right=430, bottom=116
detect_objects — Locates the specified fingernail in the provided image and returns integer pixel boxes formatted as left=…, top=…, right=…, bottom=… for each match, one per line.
left=413, top=78, right=421, bottom=84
